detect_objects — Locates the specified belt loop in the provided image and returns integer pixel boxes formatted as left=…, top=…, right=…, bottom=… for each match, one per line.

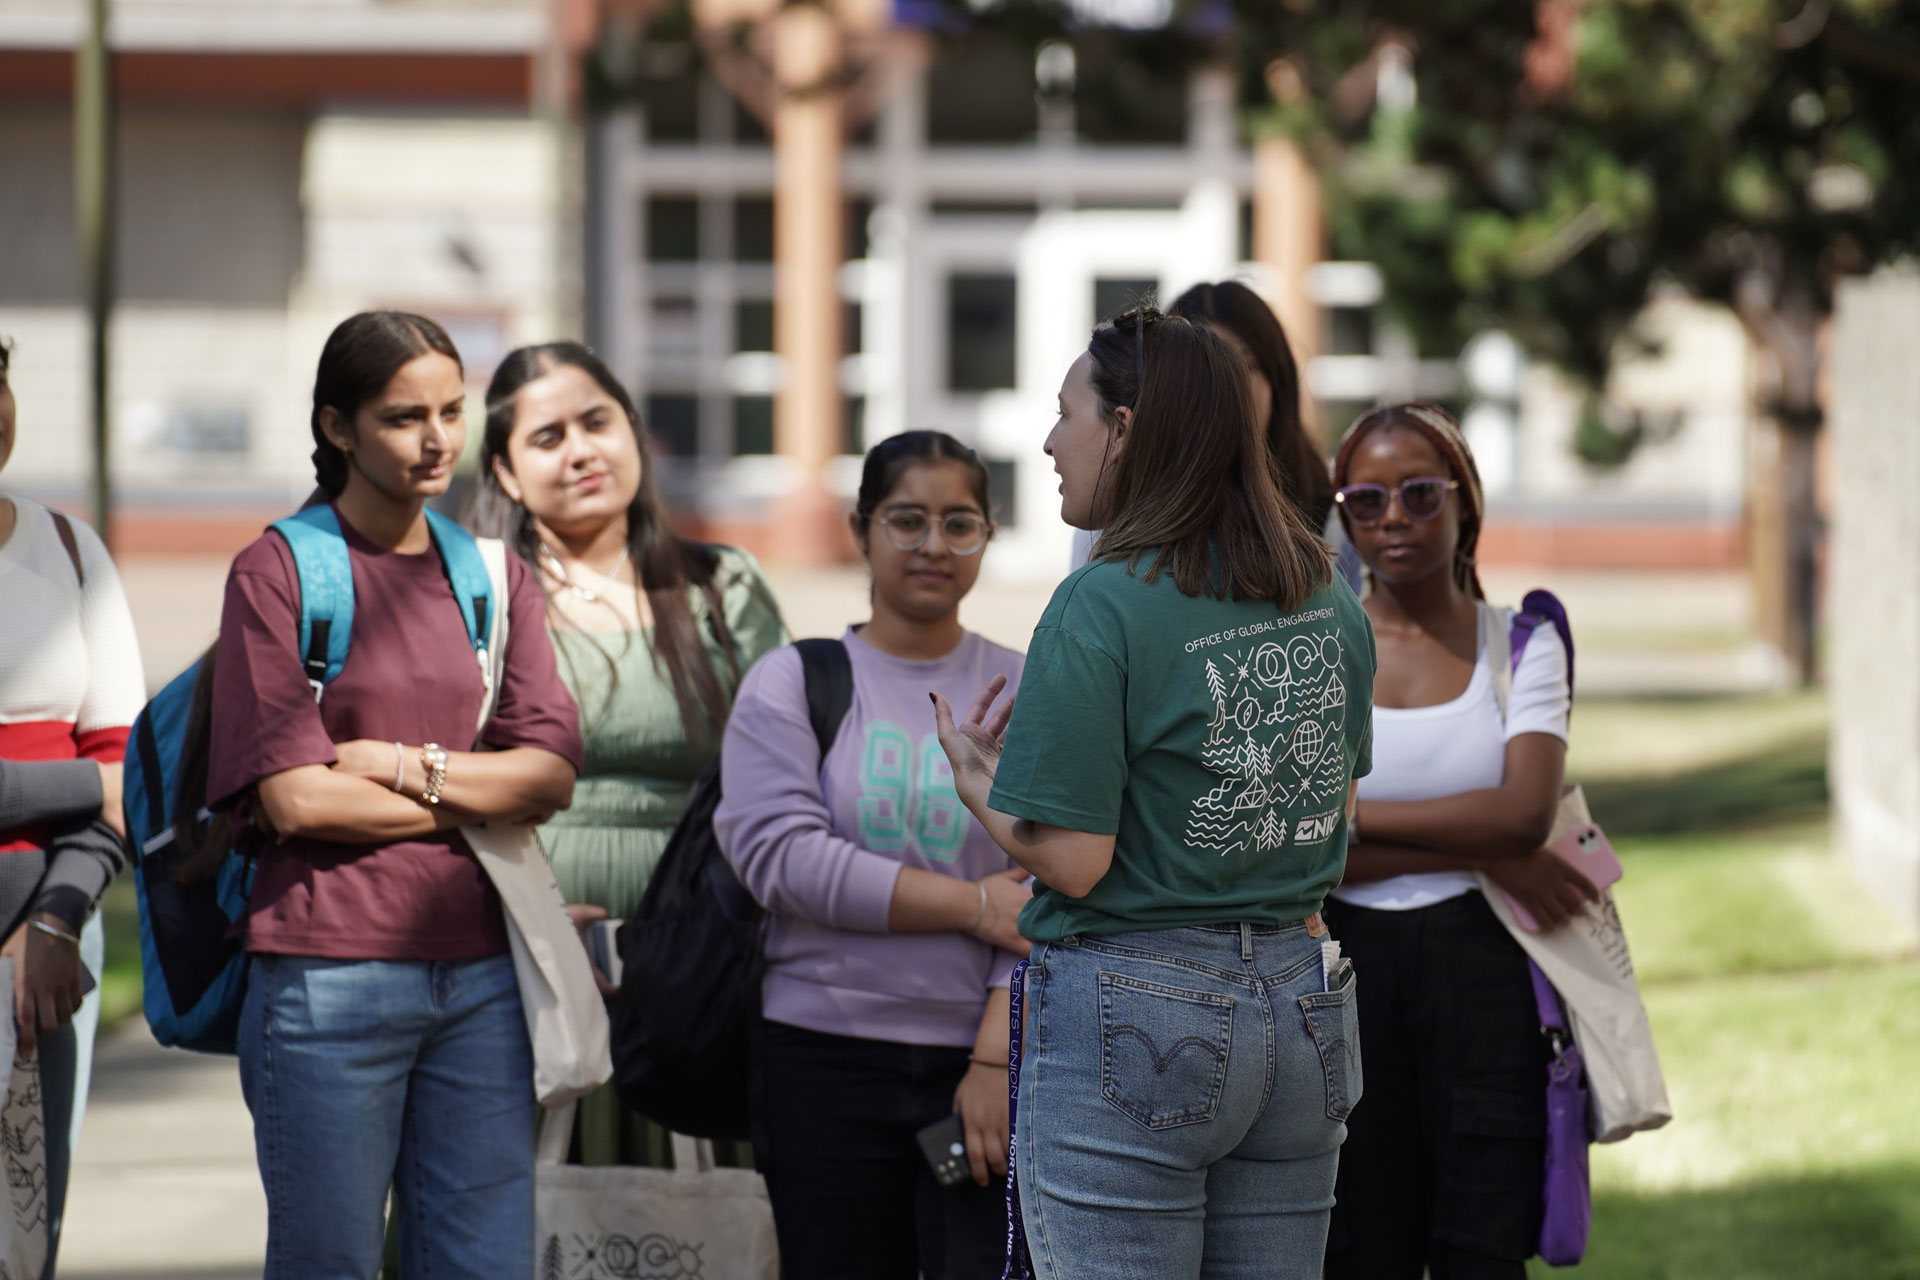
left=1239, top=922, right=1253, bottom=963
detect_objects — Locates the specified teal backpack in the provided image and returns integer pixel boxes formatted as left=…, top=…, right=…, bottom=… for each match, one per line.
left=124, top=506, right=500, bottom=1053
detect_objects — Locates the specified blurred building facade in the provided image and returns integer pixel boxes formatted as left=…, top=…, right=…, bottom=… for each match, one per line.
left=0, top=0, right=1753, bottom=576
left=592, top=7, right=1753, bottom=575
left=0, top=0, right=580, bottom=548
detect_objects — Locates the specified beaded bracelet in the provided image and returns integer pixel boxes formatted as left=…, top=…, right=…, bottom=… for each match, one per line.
left=420, top=743, right=449, bottom=806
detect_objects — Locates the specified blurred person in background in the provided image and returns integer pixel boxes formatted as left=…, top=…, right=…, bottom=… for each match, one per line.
left=469, top=340, right=787, bottom=1166
left=207, top=312, right=582, bottom=1279
left=1323, top=403, right=1593, bottom=1280
left=0, top=335, right=147, bottom=1279
left=1073, top=279, right=1361, bottom=592
left=935, top=309, right=1373, bottom=1280
left=715, top=431, right=1027, bottom=1280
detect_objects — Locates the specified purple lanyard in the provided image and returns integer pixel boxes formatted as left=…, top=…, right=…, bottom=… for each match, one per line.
left=1003, top=958, right=1033, bottom=1280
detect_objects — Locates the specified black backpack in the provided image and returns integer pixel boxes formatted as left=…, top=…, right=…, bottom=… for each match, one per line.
left=611, top=638, right=853, bottom=1141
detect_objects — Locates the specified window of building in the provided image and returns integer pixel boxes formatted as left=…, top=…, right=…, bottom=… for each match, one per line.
left=732, top=98, right=770, bottom=146
left=733, top=395, right=775, bottom=455
left=845, top=395, right=866, bottom=456
left=947, top=273, right=1018, bottom=392
left=635, top=56, right=700, bottom=142
left=845, top=301, right=863, bottom=355
left=645, top=394, right=701, bottom=458
left=928, top=34, right=1038, bottom=143
left=646, top=196, right=700, bottom=262
left=735, top=299, right=774, bottom=353
left=1094, top=277, right=1157, bottom=323
left=930, top=200, right=1041, bottom=219
left=1326, top=306, right=1376, bottom=357
left=986, top=457, right=1019, bottom=528
left=650, top=296, right=700, bottom=361
left=1073, top=37, right=1187, bottom=145
left=734, top=197, right=774, bottom=262
left=847, top=198, right=874, bottom=261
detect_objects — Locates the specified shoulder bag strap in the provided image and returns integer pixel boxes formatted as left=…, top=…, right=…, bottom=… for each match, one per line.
left=1482, top=601, right=1514, bottom=724
left=473, top=537, right=512, bottom=736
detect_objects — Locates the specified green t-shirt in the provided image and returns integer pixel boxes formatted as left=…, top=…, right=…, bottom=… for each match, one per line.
left=990, top=555, right=1375, bottom=941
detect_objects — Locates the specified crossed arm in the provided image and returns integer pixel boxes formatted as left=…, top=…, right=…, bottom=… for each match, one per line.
left=255, top=742, right=575, bottom=843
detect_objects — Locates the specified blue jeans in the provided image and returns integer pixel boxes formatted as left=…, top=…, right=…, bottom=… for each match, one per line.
left=1017, top=922, right=1361, bottom=1280
left=238, top=954, right=534, bottom=1280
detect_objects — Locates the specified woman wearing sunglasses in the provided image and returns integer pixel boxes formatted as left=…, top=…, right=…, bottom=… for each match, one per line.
left=715, top=431, right=1028, bottom=1279
left=1321, top=404, right=1596, bottom=1280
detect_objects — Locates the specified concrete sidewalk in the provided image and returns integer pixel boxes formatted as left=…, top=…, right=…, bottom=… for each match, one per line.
left=61, top=1025, right=264, bottom=1279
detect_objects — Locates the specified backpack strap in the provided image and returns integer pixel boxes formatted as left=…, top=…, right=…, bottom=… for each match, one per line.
left=270, top=506, right=355, bottom=702
left=49, top=511, right=85, bottom=587
left=1485, top=588, right=1577, bottom=727
left=793, top=638, right=854, bottom=757
left=1515, top=587, right=1575, bottom=699
left=424, top=508, right=493, bottom=661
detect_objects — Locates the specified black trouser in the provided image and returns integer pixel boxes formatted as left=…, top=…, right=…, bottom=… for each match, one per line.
left=759, top=1020, right=1007, bottom=1280
left=1322, top=892, right=1548, bottom=1280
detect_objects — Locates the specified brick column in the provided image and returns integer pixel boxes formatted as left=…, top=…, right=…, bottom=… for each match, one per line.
left=770, top=1, right=850, bottom=562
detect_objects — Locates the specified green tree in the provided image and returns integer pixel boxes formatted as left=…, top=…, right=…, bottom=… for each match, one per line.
left=1262, top=0, right=1920, bottom=684
left=937, top=0, right=1920, bottom=682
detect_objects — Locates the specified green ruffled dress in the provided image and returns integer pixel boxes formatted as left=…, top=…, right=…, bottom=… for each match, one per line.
left=541, top=547, right=789, bottom=1166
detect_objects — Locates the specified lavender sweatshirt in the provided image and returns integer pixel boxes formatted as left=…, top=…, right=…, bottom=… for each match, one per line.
left=715, top=627, right=1026, bottom=1046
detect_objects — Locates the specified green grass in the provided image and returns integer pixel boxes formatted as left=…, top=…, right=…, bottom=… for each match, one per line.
left=97, top=876, right=144, bottom=1028
left=1520, top=691, right=1920, bottom=1279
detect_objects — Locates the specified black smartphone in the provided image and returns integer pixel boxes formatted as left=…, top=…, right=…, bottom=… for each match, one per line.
left=586, top=920, right=623, bottom=988
left=915, top=1114, right=972, bottom=1189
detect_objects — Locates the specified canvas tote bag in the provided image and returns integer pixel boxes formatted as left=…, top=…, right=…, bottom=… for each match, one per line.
left=0, top=960, right=48, bottom=1280
left=1479, top=601, right=1673, bottom=1143
left=533, top=1102, right=780, bottom=1280
left=465, top=536, right=613, bottom=1107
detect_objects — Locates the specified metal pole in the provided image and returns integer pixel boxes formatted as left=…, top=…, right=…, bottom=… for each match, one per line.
left=76, top=0, right=114, bottom=544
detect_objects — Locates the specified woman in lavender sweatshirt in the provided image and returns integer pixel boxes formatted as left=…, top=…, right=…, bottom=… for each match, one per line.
left=715, top=431, right=1028, bottom=1280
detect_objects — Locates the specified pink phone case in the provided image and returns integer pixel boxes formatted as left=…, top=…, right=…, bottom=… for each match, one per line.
left=1501, top=822, right=1623, bottom=932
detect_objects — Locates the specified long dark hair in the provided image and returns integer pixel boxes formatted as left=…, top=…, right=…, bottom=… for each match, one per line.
left=1088, top=307, right=1331, bottom=609
left=310, top=311, right=463, bottom=496
left=1168, top=280, right=1331, bottom=528
left=851, top=430, right=993, bottom=544
left=468, top=342, right=743, bottom=737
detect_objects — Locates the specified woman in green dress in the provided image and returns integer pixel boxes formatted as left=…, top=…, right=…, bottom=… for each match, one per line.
left=470, top=341, right=788, bottom=1164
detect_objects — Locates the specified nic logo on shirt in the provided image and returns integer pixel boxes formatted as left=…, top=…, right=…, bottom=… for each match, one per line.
left=855, top=720, right=967, bottom=860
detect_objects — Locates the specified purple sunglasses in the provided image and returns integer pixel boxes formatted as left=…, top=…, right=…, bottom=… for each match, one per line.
left=1334, top=477, right=1459, bottom=525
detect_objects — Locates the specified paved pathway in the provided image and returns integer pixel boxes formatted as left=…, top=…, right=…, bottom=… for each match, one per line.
left=61, top=1025, right=264, bottom=1279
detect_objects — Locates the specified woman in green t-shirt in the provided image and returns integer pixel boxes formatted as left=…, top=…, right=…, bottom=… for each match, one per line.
left=933, top=307, right=1377, bottom=1279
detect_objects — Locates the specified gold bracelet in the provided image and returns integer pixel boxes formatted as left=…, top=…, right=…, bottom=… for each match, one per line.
left=420, top=743, right=449, bottom=806
left=30, top=919, right=80, bottom=947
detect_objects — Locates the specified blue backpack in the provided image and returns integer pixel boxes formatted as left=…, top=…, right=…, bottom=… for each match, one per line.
left=125, top=505, right=501, bottom=1053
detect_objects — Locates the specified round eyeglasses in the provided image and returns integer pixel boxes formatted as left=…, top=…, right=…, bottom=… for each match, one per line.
left=874, top=510, right=991, bottom=555
left=1334, top=477, right=1459, bottom=525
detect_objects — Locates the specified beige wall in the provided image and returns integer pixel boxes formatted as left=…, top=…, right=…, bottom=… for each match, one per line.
left=1829, top=269, right=1920, bottom=938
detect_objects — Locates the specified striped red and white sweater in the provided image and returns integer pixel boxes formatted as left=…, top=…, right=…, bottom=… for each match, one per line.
left=0, top=497, right=144, bottom=930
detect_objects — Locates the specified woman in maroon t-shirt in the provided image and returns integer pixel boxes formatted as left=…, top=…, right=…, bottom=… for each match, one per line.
left=206, top=312, right=584, bottom=1280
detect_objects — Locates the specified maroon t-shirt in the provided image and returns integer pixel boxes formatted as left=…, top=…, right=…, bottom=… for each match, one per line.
left=207, top=509, right=583, bottom=960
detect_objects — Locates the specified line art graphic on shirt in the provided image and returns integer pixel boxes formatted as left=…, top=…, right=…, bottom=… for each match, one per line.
left=1187, top=631, right=1348, bottom=857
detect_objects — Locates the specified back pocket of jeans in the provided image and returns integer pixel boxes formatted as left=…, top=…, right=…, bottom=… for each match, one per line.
left=1098, top=972, right=1233, bottom=1131
left=1297, top=959, right=1362, bottom=1121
